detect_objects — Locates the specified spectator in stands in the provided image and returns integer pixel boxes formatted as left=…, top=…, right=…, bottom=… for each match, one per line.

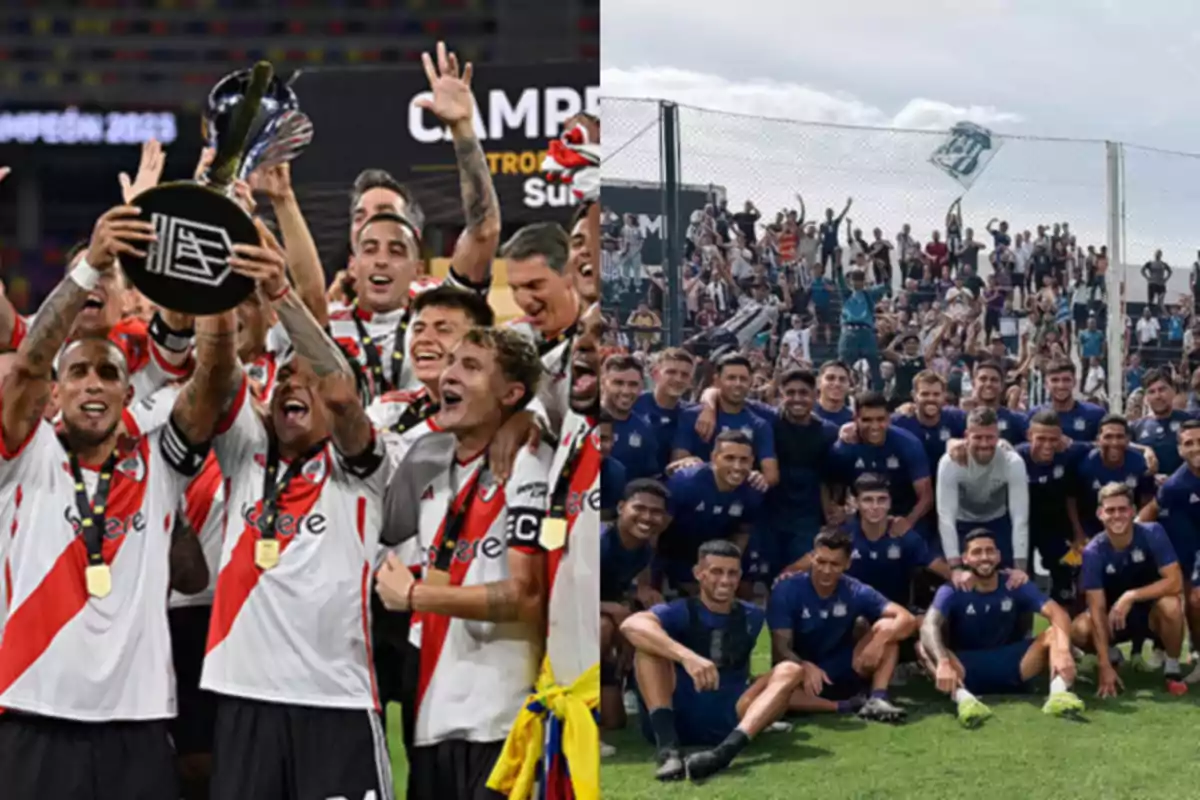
left=818, top=198, right=853, bottom=272
left=628, top=302, right=662, bottom=352
left=1079, top=315, right=1105, bottom=362
left=1137, top=306, right=1162, bottom=360
left=1143, top=250, right=1172, bottom=309
left=838, top=267, right=889, bottom=391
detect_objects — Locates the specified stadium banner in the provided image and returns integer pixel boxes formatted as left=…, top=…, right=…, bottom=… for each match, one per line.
left=928, top=121, right=1003, bottom=190
left=291, top=62, right=597, bottom=226
left=599, top=180, right=716, bottom=282
left=0, top=107, right=181, bottom=146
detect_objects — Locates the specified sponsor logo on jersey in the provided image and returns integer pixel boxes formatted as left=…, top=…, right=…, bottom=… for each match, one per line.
left=65, top=506, right=147, bottom=540
left=240, top=503, right=328, bottom=537
left=516, top=481, right=548, bottom=502
left=423, top=534, right=507, bottom=566
left=567, top=487, right=601, bottom=516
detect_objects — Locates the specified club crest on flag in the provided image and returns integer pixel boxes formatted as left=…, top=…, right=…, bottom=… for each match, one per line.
left=928, top=122, right=1002, bottom=190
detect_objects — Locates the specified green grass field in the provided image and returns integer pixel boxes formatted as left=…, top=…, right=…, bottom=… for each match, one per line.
left=598, top=630, right=1200, bottom=800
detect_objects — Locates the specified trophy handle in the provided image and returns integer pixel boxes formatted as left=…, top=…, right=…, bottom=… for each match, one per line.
left=208, top=61, right=274, bottom=191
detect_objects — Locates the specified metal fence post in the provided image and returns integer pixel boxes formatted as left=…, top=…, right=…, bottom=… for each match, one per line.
left=660, top=100, right=683, bottom=346
left=1105, top=140, right=1124, bottom=414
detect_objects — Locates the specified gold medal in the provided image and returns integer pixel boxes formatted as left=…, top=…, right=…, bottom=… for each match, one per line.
left=85, top=564, right=112, bottom=599
left=255, top=538, right=280, bottom=570
left=540, top=517, right=568, bottom=551
left=424, top=567, right=451, bottom=587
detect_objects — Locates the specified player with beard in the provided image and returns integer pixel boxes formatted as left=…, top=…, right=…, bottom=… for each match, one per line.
left=1131, top=368, right=1193, bottom=476
left=488, top=302, right=605, bottom=798
left=632, top=348, right=694, bottom=475
left=373, top=327, right=550, bottom=800
left=185, top=228, right=397, bottom=799
left=621, top=541, right=806, bottom=783
left=936, top=407, right=1030, bottom=571
left=0, top=205, right=213, bottom=799
left=1027, top=358, right=1105, bottom=443
left=503, top=221, right=585, bottom=434
left=769, top=530, right=914, bottom=722
left=919, top=530, right=1084, bottom=728
left=328, top=42, right=499, bottom=400
left=892, top=372, right=967, bottom=471
left=1072, top=483, right=1187, bottom=697
left=970, top=359, right=1026, bottom=445
left=603, top=354, right=659, bottom=481
left=813, top=360, right=854, bottom=426
left=1138, top=420, right=1200, bottom=681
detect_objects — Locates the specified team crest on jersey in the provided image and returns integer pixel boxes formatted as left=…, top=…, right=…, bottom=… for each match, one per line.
left=628, top=432, right=642, bottom=448
left=1053, top=465, right=1064, bottom=479
left=1125, top=475, right=1138, bottom=488
left=1001, top=597, right=1013, bottom=612
left=887, top=544, right=901, bottom=560
left=939, top=427, right=950, bottom=441
left=832, top=602, right=847, bottom=617
left=1171, top=421, right=1181, bottom=432
left=1073, top=418, right=1086, bottom=431
left=302, top=455, right=327, bottom=484
left=116, top=451, right=146, bottom=482
left=998, top=419, right=1008, bottom=431
left=247, top=362, right=267, bottom=383
left=729, top=502, right=743, bottom=517
left=1132, top=548, right=1145, bottom=563
left=479, top=471, right=500, bottom=502
left=886, top=456, right=899, bottom=469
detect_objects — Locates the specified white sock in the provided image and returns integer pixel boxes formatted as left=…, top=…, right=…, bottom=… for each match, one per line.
left=1108, top=646, right=1121, bottom=663
left=952, top=687, right=976, bottom=704
left=1050, top=675, right=1068, bottom=695
left=1165, top=657, right=1180, bottom=673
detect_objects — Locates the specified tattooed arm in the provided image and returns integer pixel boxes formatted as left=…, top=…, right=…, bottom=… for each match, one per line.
left=409, top=548, right=546, bottom=625
left=771, top=628, right=805, bottom=666
left=169, top=513, right=209, bottom=595
left=3, top=205, right=153, bottom=451
left=448, top=120, right=501, bottom=287
left=919, top=607, right=951, bottom=664
left=272, top=289, right=353, bottom=379
left=169, top=311, right=241, bottom=445
left=250, top=164, right=329, bottom=327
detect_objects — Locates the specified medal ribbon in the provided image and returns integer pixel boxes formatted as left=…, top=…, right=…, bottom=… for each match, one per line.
left=548, top=422, right=596, bottom=521
left=67, top=448, right=121, bottom=568
left=259, top=438, right=328, bottom=541
left=431, top=457, right=488, bottom=573
left=391, top=394, right=439, bottom=436
left=351, top=300, right=409, bottom=394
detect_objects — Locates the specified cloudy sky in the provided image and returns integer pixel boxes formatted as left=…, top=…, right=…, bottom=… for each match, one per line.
left=601, top=0, right=1200, bottom=279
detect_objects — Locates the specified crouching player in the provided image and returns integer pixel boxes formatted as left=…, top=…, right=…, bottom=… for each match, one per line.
left=768, top=530, right=916, bottom=722
left=1071, top=482, right=1188, bottom=696
left=918, top=529, right=1084, bottom=728
left=620, top=541, right=805, bottom=783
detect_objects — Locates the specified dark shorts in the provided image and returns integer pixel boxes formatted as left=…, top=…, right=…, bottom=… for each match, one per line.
left=168, top=604, right=216, bottom=756
left=759, top=519, right=821, bottom=580
left=408, top=740, right=506, bottom=800
left=0, top=712, right=177, bottom=800
left=958, top=640, right=1035, bottom=696
left=210, top=695, right=392, bottom=800
left=371, top=596, right=420, bottom=755
left=637, top=677, right=743, bottom=748
left=1108, top=602, right=1155, bottom=646
left=816, top=645, right=863, bottom=700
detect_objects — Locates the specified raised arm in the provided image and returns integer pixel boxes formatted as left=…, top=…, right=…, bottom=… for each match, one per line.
left=418, top=42, right=499, bottom=288
left=170, top=312, right=239, bottom=446
left=249, top=163, right=329, bottom=327
left=3, top=206, right=152, bottom=451
left=836, top=197, right=852, bottom=223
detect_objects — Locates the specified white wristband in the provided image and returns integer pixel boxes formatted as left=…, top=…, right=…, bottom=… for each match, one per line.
left=69, top=258, right=102, bottom=291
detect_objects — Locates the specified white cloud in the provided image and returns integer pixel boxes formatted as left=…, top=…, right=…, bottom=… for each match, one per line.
left=601, top=67, right=1022, bottom=132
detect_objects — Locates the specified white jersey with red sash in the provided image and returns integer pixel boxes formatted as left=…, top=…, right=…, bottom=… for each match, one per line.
left=544, top=410, right=601, bottom=687
left=201, top=377, right=390, bottom=710
left=406, top=441, right=552, bottom=746
left=0, top=410, right=203, bottom=720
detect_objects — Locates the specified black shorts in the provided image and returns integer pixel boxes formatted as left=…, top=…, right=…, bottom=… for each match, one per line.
left=210, top=695, right=393, bottom=800
left=0, top=712, right=177, bottom=800
left=168, top=604, right=216, bottom=756
left=408, top=740, right=507, bottom=800
left=371, top=601, right=420, bottom=756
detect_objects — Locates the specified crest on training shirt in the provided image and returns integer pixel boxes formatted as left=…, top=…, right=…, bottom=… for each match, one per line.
left=628, top=432, right=642, bottom=448
left=1053, top=465, right=1064, bottom=479
left=832, top=602, right=847, bottom=617
left=729, top=502, right=743, bottom=517
left=886, top=456, right=899, bottom=469
left=939, top=428, right=950, bottom=442
left=116, top=451, right=146, bottom=482
left=998, top=419, right=1008, bottom=431
left=1073, top=418, right=1086, bottom=431
left=1125, top=475, right=1138, bottom=488
left=713, top=506, right=724, bottom=515
left=887, top=544, right=901, bottom=560
left=1171, top=421, right=1181, bottom=433
left=1001, top=597, right=1013, bottom=612
left=1132, top=548, right=1145, bottom=563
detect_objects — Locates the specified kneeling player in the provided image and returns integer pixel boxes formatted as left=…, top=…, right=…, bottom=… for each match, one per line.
left=768, top=530, right=916, bottom=722
left=1071, top=482, right=1187, bottom=697
left=918, top=529, right=1084, bottom=727
left=621, top=541, right=806, bottom=783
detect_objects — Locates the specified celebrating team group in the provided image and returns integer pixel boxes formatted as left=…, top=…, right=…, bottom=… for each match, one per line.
left=0, top=43, right=601, bottom=800
left=601, top=345, right=1200, bottom=782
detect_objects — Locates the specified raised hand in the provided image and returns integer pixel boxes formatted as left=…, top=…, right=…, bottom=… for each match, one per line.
left=227, top=218, right=287, bottom=298
left=415, top=40, right=475, bottom=127
left=87, top=205, right=156, bottom=271
left=248, top=162, right=293, bottom=203
left=119, top=138, right=165, bottom=203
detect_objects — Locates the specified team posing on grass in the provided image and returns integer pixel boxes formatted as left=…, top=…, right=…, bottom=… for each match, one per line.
left=600, top=349, right=1200, bottom=784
